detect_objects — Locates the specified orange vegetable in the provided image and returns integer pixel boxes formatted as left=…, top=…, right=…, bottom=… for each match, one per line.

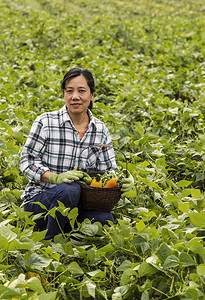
left=90, top=175, right=103, bottom=187
left=104, top=178, right=118, bottom=188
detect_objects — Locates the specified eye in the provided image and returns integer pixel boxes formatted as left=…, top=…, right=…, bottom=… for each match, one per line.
left=65, top=89, right=73, bottom=94
left=79, top=89, right=86, bottom=93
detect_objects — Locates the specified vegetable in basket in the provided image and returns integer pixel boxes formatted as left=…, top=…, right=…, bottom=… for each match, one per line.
left=104, top=178, right=118, bottom=188
left=80, top=169, right=133, bottom=192
left=82, top=172, right=92, bottom=185
left=90, top=174, right=103, bottom=187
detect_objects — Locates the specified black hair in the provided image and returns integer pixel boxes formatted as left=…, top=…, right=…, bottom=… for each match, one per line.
left=61, top=67, right=95, bottom=110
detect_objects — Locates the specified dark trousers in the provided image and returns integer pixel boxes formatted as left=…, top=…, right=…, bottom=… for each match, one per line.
left=23, top=182, right=114, bottom=240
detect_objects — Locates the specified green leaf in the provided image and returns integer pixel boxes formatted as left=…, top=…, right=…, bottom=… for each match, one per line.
left=51, top=243, right=67, bottom=255
left=97, top=244, right=115, bottom=256
left=136, top=219, right=146, bottom=231
left=138, top=278, right=152, bottom=292
left=87, top=269, right=106, bottom=280
left=81, top=223, right=99, bottom=236
left=165, top=195, right=178, bottom=202
left=0, top=285, right=21, bottom=298
left=0, top=264, right=14, bottom=271
left=163, top=255, right=179, bottom=269
left=184, top=288, right=199, bottom=299
left=141, top=290, right=150, bottom=300
left=156, top=243, right=173, bottom=263
left=124, top=190, right=137, bottom=198
left=177, top=180, right=192, bottom=187
left=156, top=157, right=167, bottom=170
left=190, top=189, right=201, bottom=198
left=178, top=202, right=190, bottom=213
left=132, top=236, right=147, bottom=246
left=189, top=238, right=205, bottom=263
left=0, top=224, right=17, bottom=242
left=112, top=293, right=123, bottom=300
left=32, top=201, right=48, bottom=211
left=68, top=207, right=78, bottom=229
left=45, top=207, right=56, bottom=219
left=138, top=262, right=157, bottom=277
left=67, top=261, right=84, bottom=275
left=38, top=292, right=58, bottom=300
left=148, top=182, right=161, bottom=192
left=182, top=189, right=201, bottom=198
left=31, top=230, right=47, bottom=243
left=26, top=277, right=45, bottom=294
left=8, top=239, right=33, bottom=251
left=140, top=161, right=150, bottom=168
left=0, top=236, right=9, bottom=250
left=179, top=252, right=196, bottom=267
left=29, top=253, right=52, bottom=269
left=197, top=264, right=205, bottom=276
left=113, top=285, right=129, bottom=297
left=0, top=140, right=6, bottom=150
left=135, top=122, right=144, bottom=136
left=189, top=212, right=205, bottom=227
left=85, top=280, right=96, bottom=298
left=120, top=268, right=138, bottom=285
left=117, top=260, right=131, bottom=272
left=104, top=260, right=113, bottom=266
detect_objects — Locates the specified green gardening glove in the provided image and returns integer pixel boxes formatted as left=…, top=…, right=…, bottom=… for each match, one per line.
left=49, top=170, right=84, bottom=184
left=121, top=170, right=134, bottom=197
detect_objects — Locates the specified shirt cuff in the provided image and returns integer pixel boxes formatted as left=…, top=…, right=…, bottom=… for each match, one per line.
left=35, top=166, right=50, bottom=182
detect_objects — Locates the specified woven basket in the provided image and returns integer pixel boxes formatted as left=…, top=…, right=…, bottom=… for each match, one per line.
left=77, top=145, right=128, bottom=212
left=78, top=175, right=122, bottom=212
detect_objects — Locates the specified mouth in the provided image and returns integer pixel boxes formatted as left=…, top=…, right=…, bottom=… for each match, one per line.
left=71, top=103, right=81, bottom=108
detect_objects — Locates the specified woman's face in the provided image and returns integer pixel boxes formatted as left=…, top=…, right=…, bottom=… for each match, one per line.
left=64, top=75, right=94, bottom=117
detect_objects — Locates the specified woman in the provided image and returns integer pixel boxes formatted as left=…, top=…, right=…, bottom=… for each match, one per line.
left=20, top=67, right=133, bottom=240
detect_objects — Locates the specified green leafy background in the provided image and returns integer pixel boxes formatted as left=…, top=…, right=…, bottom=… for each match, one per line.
left=1, top=0, right=205, bottom=299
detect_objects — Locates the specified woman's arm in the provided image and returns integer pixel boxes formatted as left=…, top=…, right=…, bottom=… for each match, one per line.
left=20, top=117, right=50, bottom=182
left=41, top=171, right=52, bottom=182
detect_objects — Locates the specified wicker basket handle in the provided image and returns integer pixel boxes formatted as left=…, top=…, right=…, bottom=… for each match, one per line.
left=78, top=144, right=128, bottom=177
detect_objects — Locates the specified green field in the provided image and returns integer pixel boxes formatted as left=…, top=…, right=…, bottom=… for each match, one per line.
left=1, top=0, right=205, bottom=299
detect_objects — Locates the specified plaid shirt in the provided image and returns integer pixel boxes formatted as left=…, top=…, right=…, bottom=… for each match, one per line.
left=20, top=105, right=117, bottom=201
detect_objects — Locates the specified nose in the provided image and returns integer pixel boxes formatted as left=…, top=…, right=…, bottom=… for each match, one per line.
left=71, top=91, right=80, bottom=100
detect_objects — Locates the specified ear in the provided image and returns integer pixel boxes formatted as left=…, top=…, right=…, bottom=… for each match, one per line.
left=90, top=93, right=94, bottom=101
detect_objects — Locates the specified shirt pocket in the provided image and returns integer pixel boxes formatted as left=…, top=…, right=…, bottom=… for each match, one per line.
left=85, top=148, right=100, bottom=169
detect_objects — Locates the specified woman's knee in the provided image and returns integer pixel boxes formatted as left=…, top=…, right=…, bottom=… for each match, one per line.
left=55, top=182, right=81, bottom=207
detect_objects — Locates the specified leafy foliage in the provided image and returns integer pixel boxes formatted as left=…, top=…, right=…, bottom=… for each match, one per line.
left=1, top=0, right=205, bottom=298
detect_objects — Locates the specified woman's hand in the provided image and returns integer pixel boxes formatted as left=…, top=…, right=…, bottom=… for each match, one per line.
left=49, top=170, right=84, bottom=184
left=121, top=170, right=134, bottom=197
